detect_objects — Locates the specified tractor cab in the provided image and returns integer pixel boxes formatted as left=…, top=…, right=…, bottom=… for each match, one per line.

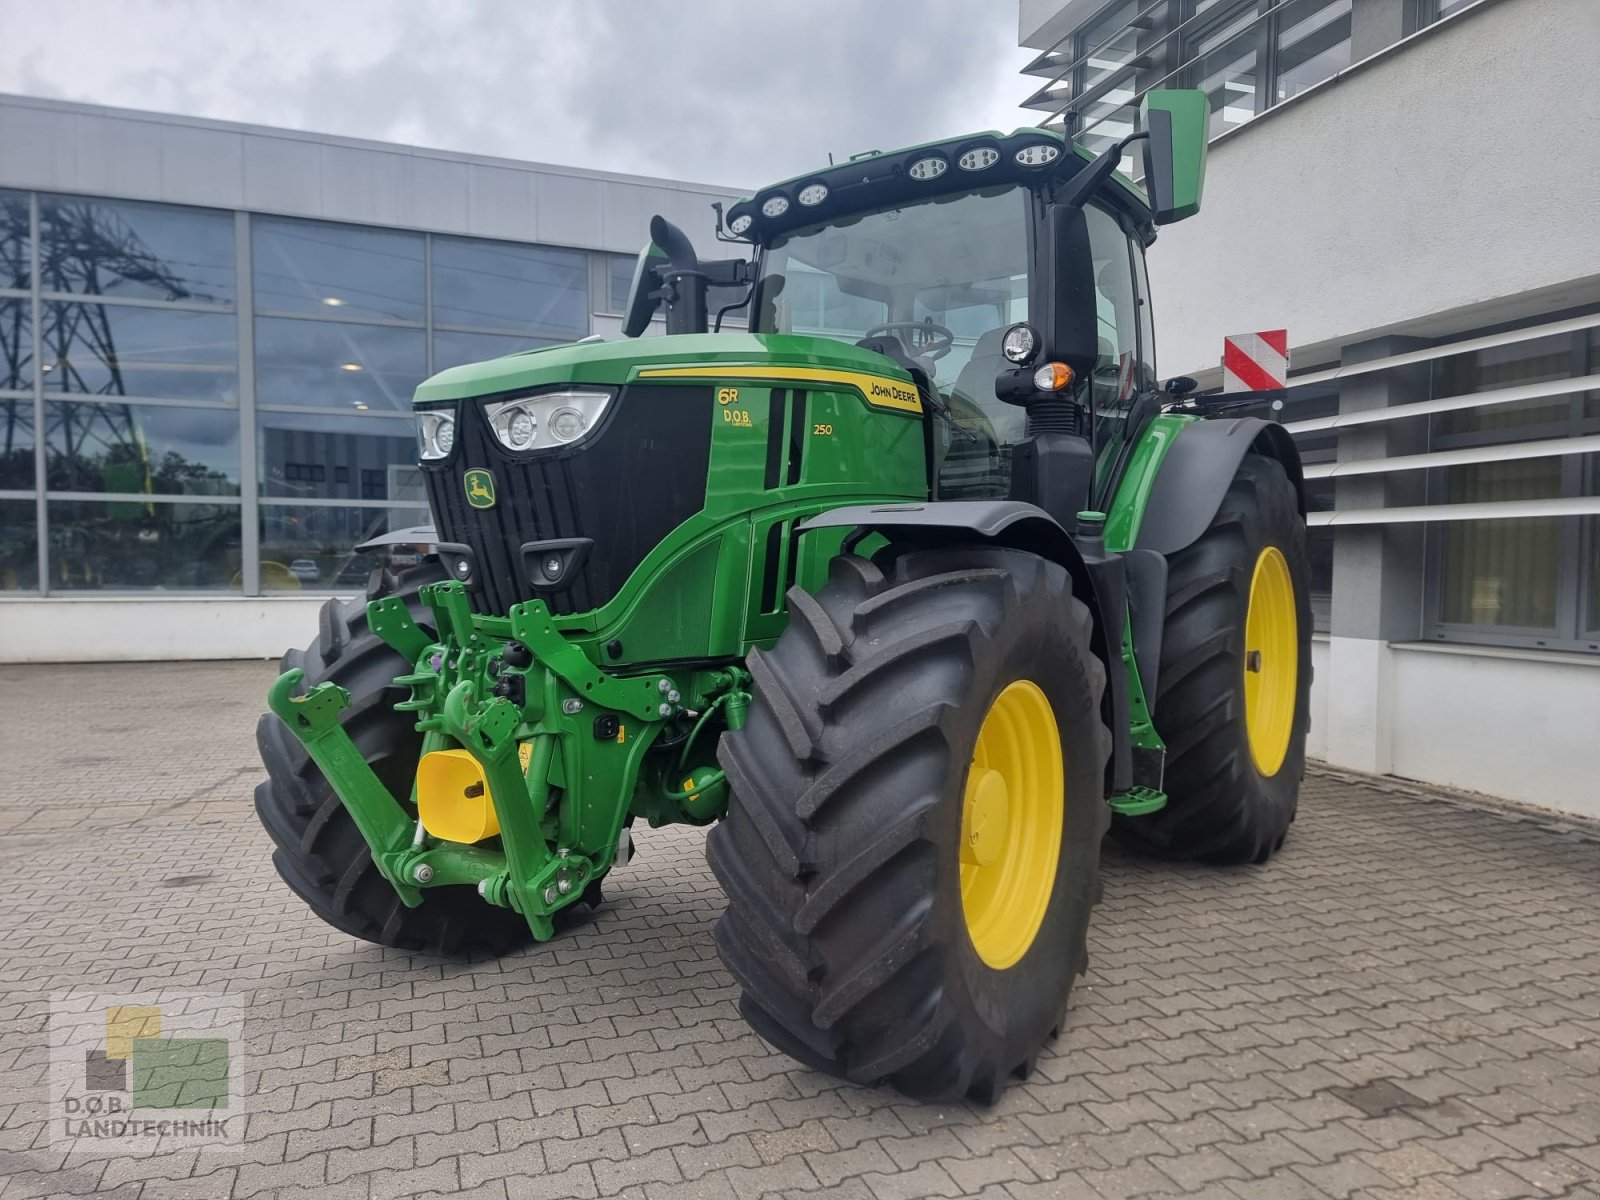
left=624, top=91, right=1210, bottom=528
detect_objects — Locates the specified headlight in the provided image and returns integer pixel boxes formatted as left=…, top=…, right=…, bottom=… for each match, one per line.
left=417, top=409, right=455, bottom=460
left=1002, top=323, right=1038, bottom=364
left=483, top=389, right=614, bottom=452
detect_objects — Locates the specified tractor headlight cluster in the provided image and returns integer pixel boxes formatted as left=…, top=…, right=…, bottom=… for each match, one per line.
left=483, top=389, right=613, bottom=452
left=417, top=409, right=456, bottom=460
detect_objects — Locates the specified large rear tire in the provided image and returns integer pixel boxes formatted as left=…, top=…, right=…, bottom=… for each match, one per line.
left=254, top=562, right=534, bottom=956
left=1113, top=452, right=1311, bottom=865
left=709, top=545, right=1111, bottom=1103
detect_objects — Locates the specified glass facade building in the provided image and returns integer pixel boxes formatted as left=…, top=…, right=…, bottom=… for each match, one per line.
left=1021, top=0, right=1474, bottom=158
left=0, top=190, right=696, bottom=596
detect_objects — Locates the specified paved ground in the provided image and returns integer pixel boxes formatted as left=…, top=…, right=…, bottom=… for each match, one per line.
left=3, top=660, right=1600, bottom=1200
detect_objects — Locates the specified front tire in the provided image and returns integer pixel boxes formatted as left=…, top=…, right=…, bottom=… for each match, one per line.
left=1113, top=452, right=1312, bottom=865
left=254, top=562, right=535, bottom=957
left=709, top=545, right=1111, bottom=1103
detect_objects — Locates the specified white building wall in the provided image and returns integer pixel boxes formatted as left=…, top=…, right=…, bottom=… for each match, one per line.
left=0, top=596, right=330, bottom=663
left=1147, top=0, right=1600, bottom=379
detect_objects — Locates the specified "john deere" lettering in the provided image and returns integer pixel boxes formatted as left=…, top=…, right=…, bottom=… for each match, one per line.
left=869, top=380, right=918, bottom=407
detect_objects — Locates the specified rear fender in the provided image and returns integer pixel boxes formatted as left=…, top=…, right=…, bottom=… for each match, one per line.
left=1134, top=418, right=1305, bottom=555
left=800, top=500, right=1135, bottom=793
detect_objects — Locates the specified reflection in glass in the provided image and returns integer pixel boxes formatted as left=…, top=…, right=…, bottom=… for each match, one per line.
left=1434, top=333, right=1575, bottom=435
left=1079, top=0, right=1142, bottom=91
left=40, top=303, right=238, bottom=399
left=47, top=499, right=241, bottom=590
left=1275, top=0, right=1352, bottom=101
left=259, top=503, right=431, bottom=591
left=0, top=499, right=39, bottom=591
left=39, top=195, right=234, bottom=305
left=253, top=217, right=424, bottom=321
left=608, top=254, right=635, bottom=313
left=1, top=190, right=29, bottom=290
left=258, top=409, right=422, bottom=502
left=432, top=237, right=588, bottom=335
left=433, top=330, right=554, bottom=372
left=1188, top=10, right=1259, bottom=137
left=1, top=298, right=30, bottom=390
left=255, top=318, right=425, bottom=411
left=0, top=397, right=32, bottom=490
left=46, top=401, right=239, bottom=495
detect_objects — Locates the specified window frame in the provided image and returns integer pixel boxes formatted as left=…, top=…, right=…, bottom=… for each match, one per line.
left=1421, top=325, right=1600, bottom=653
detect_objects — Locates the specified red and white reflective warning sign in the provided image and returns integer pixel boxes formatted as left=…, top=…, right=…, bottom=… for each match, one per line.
left=1222, top=330, right=1289, bottom=392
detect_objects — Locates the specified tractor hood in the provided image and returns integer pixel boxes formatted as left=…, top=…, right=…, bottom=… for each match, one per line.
left=413, top=333, right=916, bottom=405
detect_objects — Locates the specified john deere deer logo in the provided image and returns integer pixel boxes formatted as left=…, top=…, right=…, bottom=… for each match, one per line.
left=464, top=469, right=496, bottom=509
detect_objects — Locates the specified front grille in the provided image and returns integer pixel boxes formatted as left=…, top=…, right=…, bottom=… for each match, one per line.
left=422, top=385, right=714, bottom=616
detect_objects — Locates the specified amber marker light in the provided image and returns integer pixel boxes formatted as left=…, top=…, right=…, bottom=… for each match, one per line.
left=1033, top=362, right=1074, bottom=391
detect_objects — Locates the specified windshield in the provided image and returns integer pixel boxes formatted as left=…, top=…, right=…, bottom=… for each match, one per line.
left=754, top=187, right=1032, bottom=444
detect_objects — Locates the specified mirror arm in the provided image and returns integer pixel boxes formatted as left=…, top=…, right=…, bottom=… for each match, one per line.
left=1058, top=130, right=1149, bottom=212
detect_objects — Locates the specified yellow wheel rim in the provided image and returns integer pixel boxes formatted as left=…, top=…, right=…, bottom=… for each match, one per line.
left=1244, top=545, right=1298, bottom=777
left=959, top=679, right=1064, bottom=970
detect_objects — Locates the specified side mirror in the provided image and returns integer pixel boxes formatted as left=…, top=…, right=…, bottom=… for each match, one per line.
left=621, top=243, right=668, bottom=338
left=1139, top=89, right=1209, bottom=225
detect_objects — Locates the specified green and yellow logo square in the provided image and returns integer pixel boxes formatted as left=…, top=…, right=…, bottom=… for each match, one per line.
left=464, top=468, right=496, bottom=509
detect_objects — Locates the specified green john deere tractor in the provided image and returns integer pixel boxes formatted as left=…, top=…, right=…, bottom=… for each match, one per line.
left=257, top=90, right=1310, bottom=1103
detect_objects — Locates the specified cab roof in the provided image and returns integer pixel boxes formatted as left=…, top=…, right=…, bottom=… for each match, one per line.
left=723, top=127, right=1150, bottom=245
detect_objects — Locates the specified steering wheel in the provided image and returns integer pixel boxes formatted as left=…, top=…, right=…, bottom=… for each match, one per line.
left=862, top=321, right=957, bottom=362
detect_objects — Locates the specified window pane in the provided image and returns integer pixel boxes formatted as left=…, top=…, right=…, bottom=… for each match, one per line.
left=1, top=190, right=29, bottom=290
left=47, top=499, right=241, bottom=590
left=1079, top=0, right=1141, bottom=92
left=259, top=503, right=431, bottom=591
left=1, top=298, right=31, bottom=390
left=259, top=409, right=423, bottom=502
left=433, top=330, right=557, bottom=373
left=432, top=236, right=587, bottom=336
left=255, top=318, right=425, bottom=411
left=1587, top=329, right=1600, bottom=421
left=0, top=396, right=32, bottom=490
left=1086, top=205, right=1141, bottom=493
left=1275, top=0, right=1351, bottom=102
left=253, top=217, right=424, bottom=322
left=1075, top=72, right=1138, bottom=158
left=1, top=498, right=38, bottom=590
left=1438, top=458, right=1563, bottom=629
left=40, top=303, right=238, bottom=400
left=1433, top=332, right=1574, bottom=436
left=46, top=401, right=239, bottom=496
left=39, top=196, right=234, bottom=305
left=1187, top=9, right=1260, bottom=137
left=608, top=254, right=635, bottom=313
left=1439, top=517, right=1559, bottom=629
left=1587, top=516, right=1600, bottom=637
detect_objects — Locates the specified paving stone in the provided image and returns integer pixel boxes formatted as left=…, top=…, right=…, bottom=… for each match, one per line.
left=5, top=663, right=1600, bottom=1200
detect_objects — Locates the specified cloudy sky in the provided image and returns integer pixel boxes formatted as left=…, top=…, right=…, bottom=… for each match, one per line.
left=0, top=0, right=1038, bottom=189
